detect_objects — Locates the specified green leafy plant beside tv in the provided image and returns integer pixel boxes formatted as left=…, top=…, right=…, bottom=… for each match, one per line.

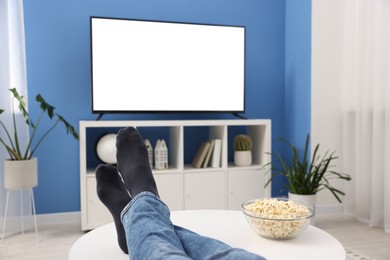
left=265, top=134, right=351, bottom=203
left=0, top=88, right=79, bottom=160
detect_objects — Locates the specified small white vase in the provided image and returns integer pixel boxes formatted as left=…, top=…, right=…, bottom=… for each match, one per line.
left=234, top=151, right=252, bottom=166
left=3, top=158, right=38, bottom=190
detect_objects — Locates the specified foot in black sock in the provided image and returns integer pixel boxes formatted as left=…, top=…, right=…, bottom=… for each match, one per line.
left=96, top=164, right=131, bottom=254
left=116, top=127, right=159, bottom=197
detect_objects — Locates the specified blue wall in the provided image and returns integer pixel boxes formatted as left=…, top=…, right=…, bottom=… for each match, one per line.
left=23, top=0, right=310, bottom=214
left=285, top=0, right=311, bottom=144
left=283, top=0, right=311, bottom=195
left=264, top=0, right=312, bottom=196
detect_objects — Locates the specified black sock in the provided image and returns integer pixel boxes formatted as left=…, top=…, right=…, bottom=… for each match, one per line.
left=116, top=127, right=159, bottom=197
left=96, top=164, right=131, bottom=254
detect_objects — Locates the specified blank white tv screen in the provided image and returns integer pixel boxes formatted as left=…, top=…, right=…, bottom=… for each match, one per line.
left=91, top=17, right=245, bottom=113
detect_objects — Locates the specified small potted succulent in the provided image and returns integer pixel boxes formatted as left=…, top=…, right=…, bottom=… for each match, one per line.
left=0, top=88, right=79, bottom=189
left=233, top=134, right=252, bottom=166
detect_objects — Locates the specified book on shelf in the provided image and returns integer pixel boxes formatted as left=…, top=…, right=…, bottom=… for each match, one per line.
left=191, top=141, right=211, bottom=168
left=210, top=139, right=222, bottom=168
left=202, top=140, right=215, bottom=168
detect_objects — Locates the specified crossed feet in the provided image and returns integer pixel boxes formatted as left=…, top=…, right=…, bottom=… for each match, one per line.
left=95, top=127, right=159, bottom=254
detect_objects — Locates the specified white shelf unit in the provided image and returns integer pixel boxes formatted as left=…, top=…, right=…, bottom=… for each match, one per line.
left=79, top=119, right=271, bottom=230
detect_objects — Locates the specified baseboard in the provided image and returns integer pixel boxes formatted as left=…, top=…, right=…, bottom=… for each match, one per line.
left=37, top=211, right=81, bottom=225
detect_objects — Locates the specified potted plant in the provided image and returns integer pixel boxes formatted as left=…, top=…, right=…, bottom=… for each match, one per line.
left=233, top=134, right=252, bottom=166
left=265, top=134, right=351, bottom=204
left=0, top=88, right=79, bottom=189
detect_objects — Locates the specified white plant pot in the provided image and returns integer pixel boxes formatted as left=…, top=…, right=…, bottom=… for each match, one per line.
left=3, top=158, right=38, bottom=190
left=234, top=151, right=252, bottom=166
left=288, top=192, right=317, bottom=207
left=288, top=192, right=317, bottom=224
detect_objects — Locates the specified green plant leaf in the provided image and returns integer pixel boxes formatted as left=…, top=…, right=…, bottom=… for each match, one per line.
left=264, top=134, right=352, bottom=203
left=10, top=88, right=31, bottom=127
left=56, top=114, right=79, bottom=140
left=36, top=94, right=55, bottom=119
left=0, top=88, right=79, bottom=160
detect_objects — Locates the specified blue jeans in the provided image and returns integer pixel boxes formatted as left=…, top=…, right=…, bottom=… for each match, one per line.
left=121, top=192, right=265, bottom=260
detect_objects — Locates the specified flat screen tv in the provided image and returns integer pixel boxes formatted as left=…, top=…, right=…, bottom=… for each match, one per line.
left=90, top=17, right=245, bottom=113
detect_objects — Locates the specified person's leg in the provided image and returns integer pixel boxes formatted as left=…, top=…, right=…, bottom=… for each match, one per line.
left=96, top=164, right=130, bottom=254
left=116, top=126, right=158, bottom=197
left=96, top=160, right=190, bottom=259
left=99, top=126, right=265, bottom=259
left=174, top=225, right=266, bottom=260
left=116, top=127, right=190, bottom=259
left=121, top=192, right=191, bottom=259
left=96, top=164, right=265, bottom=259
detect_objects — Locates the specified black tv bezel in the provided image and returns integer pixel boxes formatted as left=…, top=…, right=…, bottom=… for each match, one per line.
left=90, top=16, right=246, bottom=114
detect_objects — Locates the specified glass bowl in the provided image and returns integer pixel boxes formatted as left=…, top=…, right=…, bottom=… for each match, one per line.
left=242, top=198, right=315, bottom=240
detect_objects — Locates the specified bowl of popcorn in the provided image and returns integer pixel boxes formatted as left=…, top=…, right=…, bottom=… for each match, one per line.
left=242, top=198, right=315, bottom=240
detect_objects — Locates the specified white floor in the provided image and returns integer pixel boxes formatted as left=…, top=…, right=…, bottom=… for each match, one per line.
left=315, top=214, right=390, bottom=260
left=0, top=221, right=84, bottom=260
left=0, top=213, right=389, bottom=260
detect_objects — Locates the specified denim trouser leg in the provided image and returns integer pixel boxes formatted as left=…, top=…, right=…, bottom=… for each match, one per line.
left=174, top=225, right=266, bottom=260
left=121, top=191, right=265, bottom=260
left=121, top=192, right=191, bottom=260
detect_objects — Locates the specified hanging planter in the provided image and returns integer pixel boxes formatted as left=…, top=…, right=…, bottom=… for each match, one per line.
left=3, top=158, right=38, bottom=190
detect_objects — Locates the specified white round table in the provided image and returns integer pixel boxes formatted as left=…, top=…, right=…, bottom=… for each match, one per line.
left=69, top=210, right=346, bottom=260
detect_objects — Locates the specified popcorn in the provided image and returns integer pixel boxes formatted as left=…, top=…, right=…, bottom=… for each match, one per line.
left=243, top=198, right=313, bottom=239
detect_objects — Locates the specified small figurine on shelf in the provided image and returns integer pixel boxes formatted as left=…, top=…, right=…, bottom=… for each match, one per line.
left=144, top=139, right=153, bottom=169
left=154, top=139, right=168, bottom=170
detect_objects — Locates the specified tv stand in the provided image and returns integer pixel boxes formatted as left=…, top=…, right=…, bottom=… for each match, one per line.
left=79, top=119, right=271, bottom=230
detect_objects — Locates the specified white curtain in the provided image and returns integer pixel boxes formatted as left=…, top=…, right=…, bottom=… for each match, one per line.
left=342, top=0, right=390, bottom=232
left=0, top=0, right=29, bottom=230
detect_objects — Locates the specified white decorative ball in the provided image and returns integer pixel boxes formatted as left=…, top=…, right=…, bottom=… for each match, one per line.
left=96, top=134, right=117, bottom=164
